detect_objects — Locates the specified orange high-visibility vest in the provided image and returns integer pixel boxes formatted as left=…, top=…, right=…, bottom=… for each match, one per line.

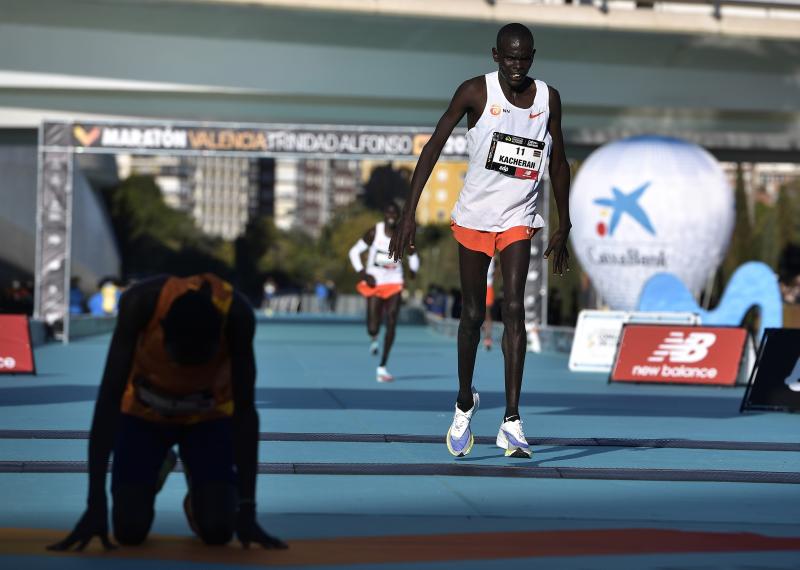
left=120, top=274, right=235, bottom=424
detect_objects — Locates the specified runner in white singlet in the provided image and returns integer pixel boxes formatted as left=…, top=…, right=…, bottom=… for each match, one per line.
left=349, top=203, right=420, bottom=383
left=390, top=23, right=572, bottom=459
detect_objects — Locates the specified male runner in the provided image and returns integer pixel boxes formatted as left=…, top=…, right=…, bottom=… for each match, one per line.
left=349, top=203, right=420, bottom=383
left=49, top=273, right=287, bottom=551
left=390, top=23, right=571, bottom=458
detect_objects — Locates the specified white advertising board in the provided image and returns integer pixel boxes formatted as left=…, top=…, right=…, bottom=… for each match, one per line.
left=569, top=310, right=700, bottom=372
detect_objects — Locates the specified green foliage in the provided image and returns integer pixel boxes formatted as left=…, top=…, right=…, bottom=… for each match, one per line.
left=102, top=175, right=229, bottom=278
left=414, top=223, right=460, bottom=293
left=316, top=206, right=382, bottom=291
left=718, top=170, right=800, bottom=298
left=362, top=163, right=411, bottom=211
left=722, top=164, right=755, bottom=279
left=258, top=226, right=318, bottom=288
left=753, top=200, right=779, bottom=269
left=776, top=181, right=800, bottom=251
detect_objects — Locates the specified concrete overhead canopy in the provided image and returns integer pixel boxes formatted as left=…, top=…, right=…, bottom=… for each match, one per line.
left=1, top=0, right=799, bottom=158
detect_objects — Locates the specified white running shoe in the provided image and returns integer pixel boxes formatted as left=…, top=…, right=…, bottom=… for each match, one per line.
left=446, top=389, right=480, bottom=457
left=376, top=366, right=394, bottom=383
left=496, top=418, right=532, bottom=458
left=370, top=340, right=380, bottom=356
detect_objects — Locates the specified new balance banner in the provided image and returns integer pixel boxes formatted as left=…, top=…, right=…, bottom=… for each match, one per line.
left=741, top=328, right=800, bottom=413
left=610, top=325, right=747, bottom=386
left=0, top=315, right=36, bottom=374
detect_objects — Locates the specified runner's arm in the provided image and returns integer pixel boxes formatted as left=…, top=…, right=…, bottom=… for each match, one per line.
left=228, top=298, right=288, bottom=550
left=544, top=86, right=572, bottom=274
left=87, top=282, right=157, bottom=507
left=390, top=79, right=481, bottom=260
left=349, top=227, right=375, bottom=271
left=349, top=227, right=376, bottom=281
left=348, top=241, right=367, bottom=272
left=229, top=293, right=259, bottom=505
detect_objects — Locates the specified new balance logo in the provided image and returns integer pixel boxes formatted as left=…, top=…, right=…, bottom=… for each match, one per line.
left=0, top=356, right=17, bottom=370
left=784, top=356, right=800, bottom=392
left=647, top=332, right=716, bottom=363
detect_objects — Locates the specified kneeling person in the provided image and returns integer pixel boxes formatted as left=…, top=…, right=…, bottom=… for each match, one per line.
left=49, top=273, right=286, bottom=551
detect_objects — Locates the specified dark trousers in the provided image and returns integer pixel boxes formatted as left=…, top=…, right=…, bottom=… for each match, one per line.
left=111, top=414, right=237, bottom=545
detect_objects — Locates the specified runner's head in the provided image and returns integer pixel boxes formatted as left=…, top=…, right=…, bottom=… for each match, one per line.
left=384, top=202, right=400, bottom=228
left=493, top=23, right=535, bottom=89
left=161, top=288, right=223, bottom=365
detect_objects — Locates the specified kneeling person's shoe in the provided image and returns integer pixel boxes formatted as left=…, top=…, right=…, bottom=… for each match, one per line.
left=496, top=417, right=532, bottom=458
left=446, top=390, right=480, bottom=457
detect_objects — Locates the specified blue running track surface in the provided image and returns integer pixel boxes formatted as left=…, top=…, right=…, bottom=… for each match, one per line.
left=0, top=321, right=798, bottom=568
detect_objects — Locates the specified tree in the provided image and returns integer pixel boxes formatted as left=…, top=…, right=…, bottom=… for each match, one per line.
left=362, top=164, right=411, bottom=211
left=777, top=181, right=800, bottom=279
left=722, top=163, right=755, bottom=280
left=316, top=205, right=381, bottom=291
left=234, top=216, right=276, bottom=303
left=102, top=175, right=229, bottom=279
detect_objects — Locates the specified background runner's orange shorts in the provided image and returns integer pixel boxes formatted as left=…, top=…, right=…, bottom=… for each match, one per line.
left=451, top=221, right=539, bottom=257
left=356, top=281, right=403, bottom=299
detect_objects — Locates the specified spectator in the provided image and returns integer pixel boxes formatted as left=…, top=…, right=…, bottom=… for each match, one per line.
left=262, top=278, right=277, bottom=314
left=325, top=280, right=337, bottom=313
left=314, top=280, right=329, bottom=313
left=70, top=277, right=86, bottom=315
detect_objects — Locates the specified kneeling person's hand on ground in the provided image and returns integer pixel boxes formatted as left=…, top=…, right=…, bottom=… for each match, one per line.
left=47, top=501, right=117, bottom=552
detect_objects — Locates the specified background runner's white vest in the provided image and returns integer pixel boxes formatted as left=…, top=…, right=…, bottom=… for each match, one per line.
left=366, top=222, right=404, bottom=285
left=452, top=72, right=551, bottom=232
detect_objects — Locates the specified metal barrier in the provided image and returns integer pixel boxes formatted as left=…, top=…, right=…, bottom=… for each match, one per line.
left=424, top=313, right=575, bottom=353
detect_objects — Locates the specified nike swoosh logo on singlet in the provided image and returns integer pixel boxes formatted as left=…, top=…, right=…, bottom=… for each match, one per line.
left=529, top=111, right=544, bottom=119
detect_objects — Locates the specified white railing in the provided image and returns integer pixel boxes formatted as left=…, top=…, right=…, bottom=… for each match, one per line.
left=498, top=0, right=800, bottom=18
left=263, top=293, right=365, bottom=315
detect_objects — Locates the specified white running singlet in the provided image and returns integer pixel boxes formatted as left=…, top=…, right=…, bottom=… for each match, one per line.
left=366, top=222, right=404, bottom=286
left=451, top=72, right=550, bottom=232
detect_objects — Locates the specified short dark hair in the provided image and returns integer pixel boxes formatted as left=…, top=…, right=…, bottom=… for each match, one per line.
left=161, top=289, right=223, bottom=362
left=496, top=23, right=534, bottom=50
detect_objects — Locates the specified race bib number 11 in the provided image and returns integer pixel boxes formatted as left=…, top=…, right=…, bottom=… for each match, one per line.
left=485, top=132, right=544, bottom=180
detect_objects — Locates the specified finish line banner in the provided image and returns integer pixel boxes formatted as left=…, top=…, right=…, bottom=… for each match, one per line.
left=0, top=315, right=36, bottom=375
left=44, top=121, right=468, bottom=159
left=610, top=324, right=747, bottom=386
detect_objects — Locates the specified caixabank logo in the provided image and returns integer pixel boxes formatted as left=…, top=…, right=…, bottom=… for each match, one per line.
left=593, top=181, right=655, bottom=239
left=611, top=325, right=747, bottom=386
